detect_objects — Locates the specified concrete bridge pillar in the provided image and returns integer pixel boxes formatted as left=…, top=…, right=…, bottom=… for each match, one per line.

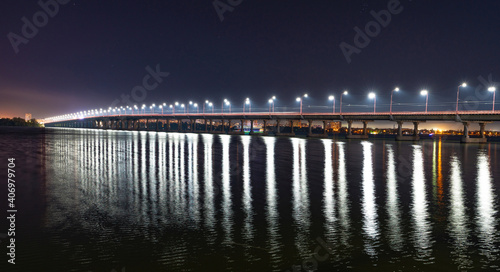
left=397, top=121, right=403, bottom=137
left=250, top=120, right=254, bottom=134
left=479, top=122, right=486, bottom=138
left=347, top=120, right=353, bottom=136
left=209, top=119, right=213, bottom=132
left=290, top=120, right=294, bottom=134
left=156, top=119, right=160, bottom=131
left=362, top=121, right=368, bottom=135
left=178, top=119, right=182, bottom=132
left=276, top=120, right=280, bottom=134
left=308, top=120, right=313, bottom=136
left=191, top=119, right=195, bottom=132
left=240, top=119, right=245, bottom=133
left=205, top=119, right=208, bottom=132
left=413, top=122, right=420, bottom=136
left=227, top=120, right=231, bottom=134
left=462, top=122, right=469, bottom=138
left=323, top=120, right=328, bottom=136
left=263, top=120, right=267, bottom=134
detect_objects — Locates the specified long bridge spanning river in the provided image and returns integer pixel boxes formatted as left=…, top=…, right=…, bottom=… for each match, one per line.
left=44, top=110, right=500, bottom=143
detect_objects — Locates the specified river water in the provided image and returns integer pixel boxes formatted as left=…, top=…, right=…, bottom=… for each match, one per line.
left=1, top=127, right=499, bottom=271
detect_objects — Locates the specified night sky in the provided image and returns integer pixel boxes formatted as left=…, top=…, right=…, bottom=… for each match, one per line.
left=1, top=0, right=500, bottom=129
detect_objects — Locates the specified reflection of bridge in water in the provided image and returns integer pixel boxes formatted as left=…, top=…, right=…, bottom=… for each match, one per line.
left=44, top=110, right=500, bottom=143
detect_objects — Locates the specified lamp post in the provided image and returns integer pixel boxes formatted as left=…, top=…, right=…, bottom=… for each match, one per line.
left=420, top=90, right=429, bottom=113
left=272, top=96, right=276, bottom=112
left=368, top=92, right=376, bottom=113
left=244, top=98, right=250, bottom=113
left=489, top=87, right=496, bottom=112
left=390, top=87, right=399, bottom=114
left=209, top=102, right=214, bottom=113
left=174, top=102, right=179, bottom=114
left=188, top=101, right=193, bottom=113
left=296, top=93, right=308, bottom=115
left=193, top=103, right=198, bottom=113
left=340, top=91, right=348, bottom=115
left=160, top=105, right=163, bottom=114
left=328, top=95, right=335, bottom=114
left=181, top=103, right=185, bottom=113
left=456, top=83, right=467, bottom=113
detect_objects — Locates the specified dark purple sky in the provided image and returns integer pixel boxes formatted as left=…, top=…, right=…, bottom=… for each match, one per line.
left=1, top=0, right=500, bottom=129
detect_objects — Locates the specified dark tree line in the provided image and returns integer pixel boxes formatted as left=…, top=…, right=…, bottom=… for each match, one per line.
left=0, top=117, right=42, bottom=127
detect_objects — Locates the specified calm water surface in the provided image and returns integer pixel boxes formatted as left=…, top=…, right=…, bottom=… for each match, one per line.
left=1, top=127, right=499, bottom=271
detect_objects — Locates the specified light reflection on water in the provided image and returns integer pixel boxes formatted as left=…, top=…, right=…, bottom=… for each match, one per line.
left=4, top=128, right=500, bottom=271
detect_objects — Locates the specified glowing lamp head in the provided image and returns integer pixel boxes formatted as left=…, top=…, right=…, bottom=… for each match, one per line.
left=394, top=87, right=399, bottom=92
left=420, top=90, right=428, bottom=96
left=272, top=96, right=276, bottom=100
left=269, top=99, right=273, bottom=103
left=189, top=101, right=193, bottom=105
left=194, top=103, right=198, bottom=107
left=488, top=87, right=496, bottom=92
left=343, top=90, right=348, bottom=95
left=296, top=97, right=301, bottom=102
left=245, top=100, right=250, bottom=104
left=328, top=95, right=334, bottom=100
left=461, top=83, right=467, bottom=87
left=181, top=104, right=185, bottom=108
left=368, top=92, right=376, bottom=99
left=209, top=102, right=213, bottom=106
left=205, top=100, right=209, bottom=103
left=303, top=93, right=308, bottom=97
left=175, top=102, right=179, bottom=106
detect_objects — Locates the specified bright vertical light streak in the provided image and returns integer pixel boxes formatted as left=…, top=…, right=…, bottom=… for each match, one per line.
left=241, top=136, right=254, bottom=243
left=220, top=135, right=233, bottom=245
left=448, top=156, right=471, bottom=269
left=337, top=142, right=350, bottom=248
left=264, top=137, right=282, bottom=269
left=202, top=134, right=216, bottom=245
left=475, top=150, right=498, bottom=265
left=386, top=144, right=403, bottom=252
left=322, top=139, right=336, bottom=243
left=361, top=141, right=379, bottom=257
left=411, top=145, right=433, bottom=261
left=291, top=138, right=311, bottom=258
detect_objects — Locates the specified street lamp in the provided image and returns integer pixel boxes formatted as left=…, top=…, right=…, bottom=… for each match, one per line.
left=159, top=105, right=163, bottom=114
left=328, top=95, right=335, bottom=114
left=181, top=103, right=185, bottom=113
left=489, top=87, right=496, bottom=112
left=368, top=92, right=376, bottom=113
left=203, top=100, right=209, bottom=114
left=209, top=102, right=214, bottom=113
left=169, top=104, right=173, bottom=114
left=390, top=87, right=399, bottom=114
left=456, top=83, right=467, bottom=113
left=268, top=96, right=276, bottom=113
left=340, top=90, right=348, bottom=115
left=420, top=90, right=429, bottom=113
left=225, top=101, right=231, bottom=113
left=193, top=103, right=198, bottom=113
left=222, top=99, right=228, bottom=114
left=189, top=101, right=193, bottom=113
left=296, top=94, right=307, bottom=115
left=244, top=98, right=250, bottom=113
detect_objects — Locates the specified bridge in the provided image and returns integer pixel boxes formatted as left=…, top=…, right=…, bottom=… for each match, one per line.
left=44, top=110, right=500, bottom=143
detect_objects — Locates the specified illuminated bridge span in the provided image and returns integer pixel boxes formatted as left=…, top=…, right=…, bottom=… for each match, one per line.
left=44, top=110, right=500, bottom=143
